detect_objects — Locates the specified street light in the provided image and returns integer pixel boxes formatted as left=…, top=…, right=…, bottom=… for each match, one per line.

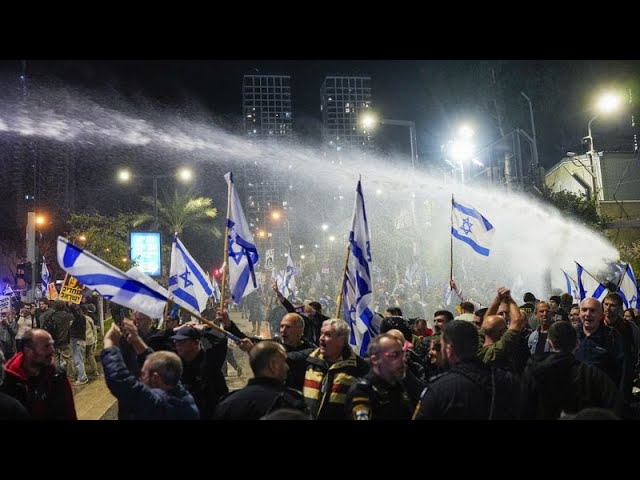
left=587, top=91, right=623, bottom=158
left=584, top=91, right=623, bottom=199
left=117, top=167, right=193, bottom=230
left=445, top=125, right=476, bottom=183
left=361, top=112, right=417, bottom=169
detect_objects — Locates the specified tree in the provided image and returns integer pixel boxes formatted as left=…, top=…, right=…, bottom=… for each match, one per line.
left=616, top=241, right=640, bottom=278
left=539, top=189, right=605, bottom=230
left=132, top=190, right=221, bottom=238
left=67, top=213, right=138, bottom=272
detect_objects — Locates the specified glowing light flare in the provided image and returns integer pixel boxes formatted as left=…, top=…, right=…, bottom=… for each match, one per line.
left=596, top=92, right=622, bottom=114
left=117, top=169, right=131, bottom=182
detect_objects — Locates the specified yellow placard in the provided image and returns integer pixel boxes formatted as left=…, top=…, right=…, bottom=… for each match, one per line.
left=58, top=274, right=83, bottom=304
left=47, top=283, right=59, bottom=300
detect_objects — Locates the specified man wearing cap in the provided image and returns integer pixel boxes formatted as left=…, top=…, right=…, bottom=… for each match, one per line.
left=520, top=292, right=538, bottom=330
left=549, top=295, right=569, bottom=323
left=123, top=319, right=227, bottom=420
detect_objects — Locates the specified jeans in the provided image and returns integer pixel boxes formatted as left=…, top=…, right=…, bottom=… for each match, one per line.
left=71, top=337, right=88, bottom=382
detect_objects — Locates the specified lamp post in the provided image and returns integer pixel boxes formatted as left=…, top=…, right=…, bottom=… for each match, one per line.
left=520, top=92, right=540, bottom=175
left=361, top=113, right=417, bottom=169
left=583, top=92, right=623, bottom=200
left=117, top=167, right=193, bottom=230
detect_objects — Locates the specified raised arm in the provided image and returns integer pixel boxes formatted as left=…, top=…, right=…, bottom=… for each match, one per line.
left=272, top=280, right=295, bottom=312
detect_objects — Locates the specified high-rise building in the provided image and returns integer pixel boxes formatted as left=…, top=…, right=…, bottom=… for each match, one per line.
left=320, top=75, right=373, bottom=155
left=243, top=74, right=293, bottom=140
left=242, top=74, right=293, bottom=264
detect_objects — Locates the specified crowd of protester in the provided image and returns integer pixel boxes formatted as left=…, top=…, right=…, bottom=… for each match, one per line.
left=2, top=274, right=639, bottom=421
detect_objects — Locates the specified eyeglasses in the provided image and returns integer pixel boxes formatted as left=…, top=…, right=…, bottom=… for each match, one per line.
left=379, top=350, right=404, bottom=359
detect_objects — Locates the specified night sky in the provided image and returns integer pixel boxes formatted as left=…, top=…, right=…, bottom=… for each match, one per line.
left=2, top=59, right=638, bottom=167
left=0, top=59, right=638, bottom=279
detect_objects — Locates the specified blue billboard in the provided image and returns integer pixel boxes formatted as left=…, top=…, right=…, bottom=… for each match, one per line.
left=130, top=232, right=162, bottom=276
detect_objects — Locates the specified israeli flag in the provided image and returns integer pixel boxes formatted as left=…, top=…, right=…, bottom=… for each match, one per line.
left=224, top=172, right=259, bottom=304
left=617, top=263, right=639, bottom=309
left=169, top=233, right=213, bottom=313
left=285, top=242, right=297, bottom=297
left=208, top=272, right=221, bottom=303
left=575, top=262, right=608, bottom=301
left=343, top=179, right=376, bottom=356
left=57, top=236, right=168, bottom=319
left=41, top=256, right=50, bottom=299
left=276, top=270, right=288, bottom=297
left=451, top=197, right=494, bottom=257
left=561, top=268, right=580, bottom=302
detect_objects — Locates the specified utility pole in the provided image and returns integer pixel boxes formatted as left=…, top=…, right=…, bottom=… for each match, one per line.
left=26, top=212, right=36, bottom=301
left=521, top=92, right=540, bottom=187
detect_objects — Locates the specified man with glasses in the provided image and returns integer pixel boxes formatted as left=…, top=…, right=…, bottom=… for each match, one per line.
left=345, top=333, right=413, bottom=420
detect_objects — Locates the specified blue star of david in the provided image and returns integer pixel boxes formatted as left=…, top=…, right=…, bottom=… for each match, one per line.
left=179, top=268, right=193, bottom=288
left=228, top=229, right=247, bottom=265
left=229, top=244, right=245, bottom=265
left=460, top=217, right=473, bottom=235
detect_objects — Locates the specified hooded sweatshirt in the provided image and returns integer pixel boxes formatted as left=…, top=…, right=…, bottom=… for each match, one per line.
left=0, top=352, right=77, bottom=420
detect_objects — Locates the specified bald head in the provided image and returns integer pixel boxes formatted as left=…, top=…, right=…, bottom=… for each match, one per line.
left=280, top=313, right=305, bottom=347
left=579, top=297, right=603, bottom=334
left=21, top=329, right=55, bottom=371
left=482, top=315, right=507, bottom=342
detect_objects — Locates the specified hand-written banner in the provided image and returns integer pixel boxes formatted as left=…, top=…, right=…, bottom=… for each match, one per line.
left=58, top=274, right=84, bottom=304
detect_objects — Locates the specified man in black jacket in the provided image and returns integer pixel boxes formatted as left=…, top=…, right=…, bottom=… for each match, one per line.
left=520, top=321, right=623, bottom=419
left=214, top=340, right=308, bottom=420
left=413, top=320, right=519, bottom=420
left=231, top=311, right=315, bottom=390
left=345, top=333, right=413, bottom=420
left=272, top=280, right=328, bottom=344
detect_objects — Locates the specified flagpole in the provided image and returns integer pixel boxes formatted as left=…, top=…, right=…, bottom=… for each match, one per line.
left=176, top=305, right=240, bottom=341
left=220, top=173, right=233, bottom=310
left=335, top=244, right=351, bottom=318
left=578, top=262, right=603, bottom=284
left=337, top=173, right=358, bottom=318
left=450, top=194, right=454, bottom=281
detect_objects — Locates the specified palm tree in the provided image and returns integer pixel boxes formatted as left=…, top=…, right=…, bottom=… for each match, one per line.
left=132, top=190, right=222, bottom=238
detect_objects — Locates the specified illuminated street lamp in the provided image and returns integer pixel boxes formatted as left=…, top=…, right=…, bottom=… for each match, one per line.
left=361, top=112, right=417, bottom=169
left=586, top=91, right=623, bottom=158
left=117, top=166, right=193, bottom=230
left=584, top=91, right=623, bottom=199
left=445, top=125, right=476, bottom=183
